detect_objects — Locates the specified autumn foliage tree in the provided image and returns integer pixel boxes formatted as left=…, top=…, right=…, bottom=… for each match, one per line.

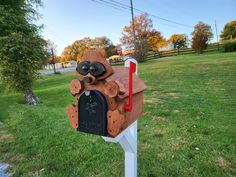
left=168, top=34, right=188, bottom=54
left=220, top=21, right=236, bottom=40
left=106, top=44, right=118, bottom=57
left=191, top=21, right=213, bottom=54
left=191, top=33, right=208, bottom=54
left=148, top=30, right=167, bottom=54
left=61, top=45, right=73, bottom=62
left=61, top=37, right=112, bottom=62
left=121, top=13, right=153, bottom=62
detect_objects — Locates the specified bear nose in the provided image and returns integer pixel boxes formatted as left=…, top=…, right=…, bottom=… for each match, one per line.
left=82, top=77, right=92, bottom=83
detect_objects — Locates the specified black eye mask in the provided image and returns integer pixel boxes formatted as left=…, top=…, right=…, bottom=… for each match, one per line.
left=76, top=61, right=90, bottom=75
left=76, top=61, right=106, bottom=77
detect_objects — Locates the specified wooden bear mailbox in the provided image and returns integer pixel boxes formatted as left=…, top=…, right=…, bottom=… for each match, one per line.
left=66, top=49, right=147, bottom=137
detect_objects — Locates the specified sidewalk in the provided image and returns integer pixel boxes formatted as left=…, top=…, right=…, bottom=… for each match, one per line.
left=40, top=67, right=76, bottom=75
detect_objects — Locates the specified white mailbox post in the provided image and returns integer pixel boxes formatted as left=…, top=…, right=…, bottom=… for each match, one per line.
left=103, top=58, right=138, bottom=177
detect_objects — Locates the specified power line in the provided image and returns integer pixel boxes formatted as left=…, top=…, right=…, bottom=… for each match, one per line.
left=99, top=0, right=131, bottom=11
left=90, top=0, right=130, bottom=14
left=93, top=0, right=193, bottom=28
left=91, top=0, right=193, bottom=33
left=44, top=25, right=68, bottom=45
left=109, top=0, right=193, bottom=28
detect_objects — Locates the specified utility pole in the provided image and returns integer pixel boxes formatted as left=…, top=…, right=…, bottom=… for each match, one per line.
left=130, top=0, right=136, bottom=54
left=215, top=20, right=219, bottom=51
left=51, top=48, right=56, bottom=74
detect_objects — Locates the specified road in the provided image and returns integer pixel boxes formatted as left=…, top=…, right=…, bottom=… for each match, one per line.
left=40, top=67, right=76, bottom=75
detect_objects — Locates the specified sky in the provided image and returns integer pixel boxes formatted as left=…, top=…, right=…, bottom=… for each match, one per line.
left=38, top=0, right=236, bottom=55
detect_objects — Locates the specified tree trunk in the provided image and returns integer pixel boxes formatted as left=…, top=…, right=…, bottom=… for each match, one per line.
left=53, top=63, right=56, bottom=74
left=24, top=89, right=39, bottom=105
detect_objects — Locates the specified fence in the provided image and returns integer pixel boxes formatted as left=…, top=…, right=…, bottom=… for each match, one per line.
left=146, top=43, right=223, bottom=60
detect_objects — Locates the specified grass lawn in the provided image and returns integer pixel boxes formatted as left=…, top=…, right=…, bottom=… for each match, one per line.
left=0, top=52, right=235, bottom=177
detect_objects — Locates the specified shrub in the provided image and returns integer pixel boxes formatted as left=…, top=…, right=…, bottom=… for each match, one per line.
left=222, top=41, right=236, bottom=52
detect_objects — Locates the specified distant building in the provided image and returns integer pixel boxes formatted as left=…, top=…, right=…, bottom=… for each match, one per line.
left=65, top=60, right=77, bottom=67
left=43, top=60, right=77, bottom=70
left=55, top=63, right=63, bottom=69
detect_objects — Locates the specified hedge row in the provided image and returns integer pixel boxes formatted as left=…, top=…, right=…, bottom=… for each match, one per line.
left=222, top=41, right=236, bottom=52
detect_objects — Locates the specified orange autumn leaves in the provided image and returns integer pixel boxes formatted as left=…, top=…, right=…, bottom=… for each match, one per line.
left=220, top=21, right=236, bottom=40
left=61, top=37, right=113, bottom=62
left=121, top=13, right=167, bottom=54
left=148, top=31, right=167, bottom=53
left=168, top=34, right=188, bottom=50
left=121, top=13, right=188, bottom=55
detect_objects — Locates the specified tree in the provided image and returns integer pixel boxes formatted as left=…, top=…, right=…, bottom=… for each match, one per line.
left=47, top=40, right=58, bottom=74
left=106, top=44, right=123, bottom=57
left=191, top=22, right=213, bottom=39
left=191, top=21, right=213, bottom=54
left=61, top=37, right=114, bottom=62
left=61, top=38, right=91, bottom=62
left=0, top=0, right=47, bottom=104
left=61, top=45, right=73, bottom=62
left=106, top=44, right=116, bottom=57
left=220, top=21, right=236, bottom=40
left=168, top=34, right=188, bottom=54
left=148, top=30, right=167, bottom=54
left=191, top=33, right=208, bottom=54
left=94, top=36, right=112, bottom=48
left=121, top=13, right=153, bottom=62
left=134, top=39, right=149, bottom=61
left=53, top=56, right=61, bottom=63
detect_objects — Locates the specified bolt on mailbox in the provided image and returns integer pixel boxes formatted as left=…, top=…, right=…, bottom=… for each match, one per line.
left=66, top=49, right=147, bottom=137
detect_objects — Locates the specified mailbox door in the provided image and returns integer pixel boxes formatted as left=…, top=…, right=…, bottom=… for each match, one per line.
left=78, top=90, right=108, bottom=136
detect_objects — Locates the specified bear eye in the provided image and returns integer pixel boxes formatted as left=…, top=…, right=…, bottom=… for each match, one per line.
left=82, top=65, right=88, bottom=71
left=76, top=61, right=90, bottom=75
left=89, top=62, right=106, bottom=77
left=89, top=65, right=96, bottom=72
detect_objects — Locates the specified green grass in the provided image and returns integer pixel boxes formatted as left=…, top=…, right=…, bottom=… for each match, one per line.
left=146, top=43, right=223, bottom=60
left=39, top=68, right=53, bottom=72
left=0, top=52, right=236, bottom=177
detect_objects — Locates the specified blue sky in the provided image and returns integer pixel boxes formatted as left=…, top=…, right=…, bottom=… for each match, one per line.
left=38, top=0, right=236, bottom=55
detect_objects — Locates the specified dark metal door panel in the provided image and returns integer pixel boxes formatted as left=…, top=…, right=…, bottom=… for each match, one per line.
left=78, top=90, right=108, bottom=136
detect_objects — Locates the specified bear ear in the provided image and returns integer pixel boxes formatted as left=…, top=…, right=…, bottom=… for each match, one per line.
left=79, top=49, right=114, bottom=80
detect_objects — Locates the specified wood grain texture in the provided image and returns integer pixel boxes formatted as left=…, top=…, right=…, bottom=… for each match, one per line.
left=107, top=110, right=124, bottom=137
left=106, top=67, right=147, bottom=100
left=121, top=92, right=144, bottom=130
left=106, top=97, right=118, bottom=111
left=79, top=49, right=114, bottom=80
left=67, top=49, right=147, bottom=137
left=115, top=80, right=126, bottom=95
left=70, top=80, right=83, bottom=96
left=66, top=104, right=79, bottom=129
left=104, top=81, right=119, bottom=98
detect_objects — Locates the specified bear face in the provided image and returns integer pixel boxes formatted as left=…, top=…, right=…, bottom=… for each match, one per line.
left=76, top=49, right=114, bottom=84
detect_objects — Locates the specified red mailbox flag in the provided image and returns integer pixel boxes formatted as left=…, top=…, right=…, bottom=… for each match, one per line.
left=124, top=61, right=136, bottom=112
